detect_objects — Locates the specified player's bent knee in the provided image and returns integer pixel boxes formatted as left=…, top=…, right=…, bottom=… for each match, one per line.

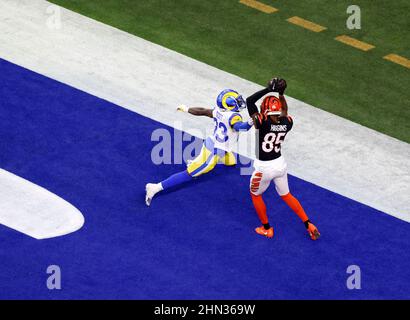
left=222, top=152, right=237, bottom=166
left=193, top=167, right=214, bottom=178
left=276, top=185, right=290, bottom=197
left=250, top=190, right=262, bottom=197
left=250, top=187, right=262, bottom=196
left=190, top=159, right=218, bottom=178
left=280, top=192, right=291, bottom=198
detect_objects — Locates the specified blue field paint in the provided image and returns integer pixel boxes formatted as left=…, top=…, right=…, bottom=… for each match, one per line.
left=0, top=58, right=409, bottom=299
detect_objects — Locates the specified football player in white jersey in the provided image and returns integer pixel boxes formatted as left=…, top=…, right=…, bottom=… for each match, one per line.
left=145, top=89, right=253, bottom=206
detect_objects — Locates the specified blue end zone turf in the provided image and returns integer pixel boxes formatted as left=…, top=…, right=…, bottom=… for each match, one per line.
left=0, top=58, right=409, bottom=299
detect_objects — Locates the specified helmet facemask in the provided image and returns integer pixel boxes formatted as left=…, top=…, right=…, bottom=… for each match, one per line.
left=236, top=95, right=246, bottom=110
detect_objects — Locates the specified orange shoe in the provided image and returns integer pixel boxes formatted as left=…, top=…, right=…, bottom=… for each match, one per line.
left=255, top=226, right=274, bottom=238
left=306, top=222, right=320, bottom=240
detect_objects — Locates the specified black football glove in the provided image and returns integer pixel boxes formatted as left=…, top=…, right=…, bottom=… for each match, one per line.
left=267, top=77, right=279, bottom=92
left=276, top=78, right=287, bottom=95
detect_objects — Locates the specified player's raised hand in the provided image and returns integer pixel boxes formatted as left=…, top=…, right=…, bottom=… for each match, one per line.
left=267, top=77, right=279, bottom=91
left=277, top=78, right=287, bottom=95
left=177, top=105, right=189, bottom=112
left=268, top=77, right=287, bottom=95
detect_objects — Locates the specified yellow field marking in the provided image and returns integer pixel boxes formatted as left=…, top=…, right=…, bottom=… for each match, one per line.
left=383, top=54, right=410, bottom=69
left=335, top=35, right=375, bottom=51
left=239, top=0, right=278, bottom=14
left=286, top=16, right=327, bottom=32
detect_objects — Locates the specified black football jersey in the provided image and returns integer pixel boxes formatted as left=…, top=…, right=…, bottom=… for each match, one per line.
left=254, top=114, right=293, bottom=161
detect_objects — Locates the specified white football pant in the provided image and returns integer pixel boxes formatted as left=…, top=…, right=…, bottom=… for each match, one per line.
left=250, top=156, right=290, bottom=196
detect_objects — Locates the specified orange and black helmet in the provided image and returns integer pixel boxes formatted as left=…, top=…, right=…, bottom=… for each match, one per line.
left=261, top=95, right=282, bottom=116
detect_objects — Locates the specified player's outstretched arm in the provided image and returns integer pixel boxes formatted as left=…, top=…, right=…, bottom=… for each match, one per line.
left=232, top=120, right=253, bottom=132
left=276, top=79, right=288, bottom=117
left=177, top=105, right=213, bottom=118
left=246, top=77, right=284, bottom=117
left=246, top=87, right=271, bottom=117
left=279, top=94, right=288, bottom=117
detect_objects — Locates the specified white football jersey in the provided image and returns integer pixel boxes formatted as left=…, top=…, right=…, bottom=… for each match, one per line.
left=205, top=108, right=244, bottom=152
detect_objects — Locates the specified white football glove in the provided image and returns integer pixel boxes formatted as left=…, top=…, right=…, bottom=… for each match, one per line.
left=177, top=105, right=189, bottom=113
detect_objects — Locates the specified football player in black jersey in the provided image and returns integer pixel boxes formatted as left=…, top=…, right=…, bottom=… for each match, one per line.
left=246, top=78, right=320, bottom=240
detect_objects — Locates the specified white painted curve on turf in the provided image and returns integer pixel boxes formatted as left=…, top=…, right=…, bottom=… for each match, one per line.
left=0, top=169, right=84, bottom=239
left=0, top=0, right=409, bottom=222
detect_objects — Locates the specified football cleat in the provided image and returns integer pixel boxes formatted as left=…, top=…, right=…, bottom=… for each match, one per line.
left=145, top=183, right=162, bottom=207
left=306, top=222, right=320, bottom=240
left=255, top=226, right=274, bottom=238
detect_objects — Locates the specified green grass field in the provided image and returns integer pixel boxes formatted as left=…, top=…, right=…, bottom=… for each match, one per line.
left=50, top=0, right=410, bottom=142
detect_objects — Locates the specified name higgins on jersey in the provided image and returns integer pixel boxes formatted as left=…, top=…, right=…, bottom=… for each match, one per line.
left=270, top=124, right=288, bottom=131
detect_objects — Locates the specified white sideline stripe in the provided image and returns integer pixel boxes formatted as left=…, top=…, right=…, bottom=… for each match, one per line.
left=0, top=169, right=84, bottom=239
left=0, top=0, right=409, bottom=222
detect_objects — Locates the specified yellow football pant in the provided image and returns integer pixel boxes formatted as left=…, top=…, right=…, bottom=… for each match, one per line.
left=187, top=145, right=236, bottom=178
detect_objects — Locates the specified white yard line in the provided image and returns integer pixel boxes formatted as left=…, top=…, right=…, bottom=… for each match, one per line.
left=0, top=169, right=84, bottom=239
left=0, top=0, right=409, bottom=222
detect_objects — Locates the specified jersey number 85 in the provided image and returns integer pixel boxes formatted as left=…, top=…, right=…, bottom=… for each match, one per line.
left=262, top=132, right=286, bottom=153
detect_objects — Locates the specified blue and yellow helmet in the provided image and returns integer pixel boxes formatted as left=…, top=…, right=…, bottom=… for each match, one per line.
left=216, top=89, right=246, bottom=112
